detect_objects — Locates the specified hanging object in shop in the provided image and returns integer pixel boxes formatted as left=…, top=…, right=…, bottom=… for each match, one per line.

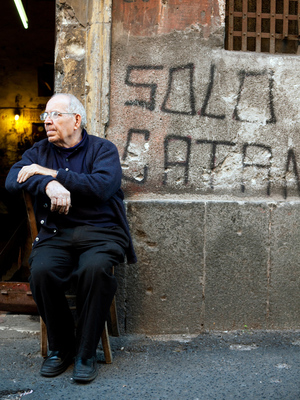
left=13, top=0, right=28, bottom=29
left=14, top=108, right=21, bottom=121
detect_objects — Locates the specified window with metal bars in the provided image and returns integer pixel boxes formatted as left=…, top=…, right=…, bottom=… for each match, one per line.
left=225, top=0, right=300, bottom=54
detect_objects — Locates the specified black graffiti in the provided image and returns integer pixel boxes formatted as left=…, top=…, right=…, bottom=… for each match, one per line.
left=283, top=149, right=300, bottom=199
left=163, top=135, right=192, bottom=185
left=123, top=134, right=300, bottom=198
left=241, top=143, right=272, bottom=195
left=164, top=138, right=236, bottom=187
left=196, top=140, right=236, bottom=189
left=124, top=64, right=277, bottom=121
left=124, top=65, right=163, bottom=111
left=161, top=63, right=196, bottom=115
left=198, top=64, right=225, bottom=120
left=122, top=128, right=150, bottom=184
left=196, top=140, right=236, bottom=170
left=233, top=70, right=276, bottom=124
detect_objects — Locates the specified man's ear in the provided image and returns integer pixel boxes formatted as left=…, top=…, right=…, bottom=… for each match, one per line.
left=74, top=114, right=82, bottom=129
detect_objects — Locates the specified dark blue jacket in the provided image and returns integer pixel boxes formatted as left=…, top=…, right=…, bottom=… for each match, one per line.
left=5, top=131, right=137, bottom=264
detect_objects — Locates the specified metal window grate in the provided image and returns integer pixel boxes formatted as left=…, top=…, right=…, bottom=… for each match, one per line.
left=225, top=0, right=300, bottom=54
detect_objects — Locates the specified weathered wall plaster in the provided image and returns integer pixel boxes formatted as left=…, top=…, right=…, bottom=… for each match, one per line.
left=109, top=1, right=300, bottom=200
left=55, top=0, right=112, bottom=137
left=55, top=0, right=300, bottom=333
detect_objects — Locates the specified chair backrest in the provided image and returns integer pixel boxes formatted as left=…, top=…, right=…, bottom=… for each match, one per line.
left=23, top=191, right=38, bottom=242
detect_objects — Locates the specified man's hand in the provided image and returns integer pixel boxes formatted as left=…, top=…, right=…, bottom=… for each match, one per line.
left=17, top=164, right=58, bottom=183
left=45, top=180, right=71, bottom=215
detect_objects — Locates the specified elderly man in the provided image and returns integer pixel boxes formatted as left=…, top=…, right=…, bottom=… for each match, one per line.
left=5, top=93, right=136, bottom=383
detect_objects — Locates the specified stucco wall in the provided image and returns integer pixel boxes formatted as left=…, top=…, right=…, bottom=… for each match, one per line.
left=56, top=0, right=300, bottom=333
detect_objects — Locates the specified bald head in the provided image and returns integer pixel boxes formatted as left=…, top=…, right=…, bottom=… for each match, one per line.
left=44, top=94, right=84, bottom=148
left=50, top=93, right=87, bottom=129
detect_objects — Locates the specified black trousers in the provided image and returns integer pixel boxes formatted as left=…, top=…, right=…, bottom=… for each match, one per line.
left=28, top=225, right=129, bottom=359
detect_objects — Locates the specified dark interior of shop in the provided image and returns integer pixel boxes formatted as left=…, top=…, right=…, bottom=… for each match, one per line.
left=0, top=0, right=55, bottom=283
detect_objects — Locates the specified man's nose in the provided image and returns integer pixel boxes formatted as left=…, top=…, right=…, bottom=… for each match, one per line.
left=44, top=114, right=52, bottom=123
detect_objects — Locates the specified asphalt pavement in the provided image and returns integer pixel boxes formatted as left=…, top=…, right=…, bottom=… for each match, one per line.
left=0, top=313, right=300, bottom=400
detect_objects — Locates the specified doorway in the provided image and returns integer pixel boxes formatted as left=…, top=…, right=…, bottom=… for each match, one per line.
left=0, top=0, right=55, bottom=281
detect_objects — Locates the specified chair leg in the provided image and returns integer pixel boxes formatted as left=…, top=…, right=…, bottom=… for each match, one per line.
left=101, top=321, right=112, bottom=364
left=41, top=318, right=113, bottom=363
left=40, top=317, right=48, bottom=357
left=39, top=296, right=118, bottom=362
left=110, top=266, right=120, bottom=337
left=110, top=296, right=120, bottom=337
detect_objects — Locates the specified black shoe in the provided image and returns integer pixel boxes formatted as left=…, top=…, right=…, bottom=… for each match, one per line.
left=40, top=350, right=74, bottom=377
left=73, top=356, right=98, bottom=383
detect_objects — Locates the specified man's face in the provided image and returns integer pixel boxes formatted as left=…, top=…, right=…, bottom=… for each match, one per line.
left=44, top=96, right=78, bottom=148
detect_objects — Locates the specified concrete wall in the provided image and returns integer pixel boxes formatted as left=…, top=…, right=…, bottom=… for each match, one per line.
left=55, top=0, right=300, bottom=333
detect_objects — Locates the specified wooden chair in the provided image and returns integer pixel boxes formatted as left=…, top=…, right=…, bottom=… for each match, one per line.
left=23, top=191, right=119, bottom=363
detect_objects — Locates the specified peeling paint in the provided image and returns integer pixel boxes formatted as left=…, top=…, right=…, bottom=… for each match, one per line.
left=66, top=44, right=85, bottom=60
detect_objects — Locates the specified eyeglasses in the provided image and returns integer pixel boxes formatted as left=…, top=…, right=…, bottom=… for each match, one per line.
left=40, top=111, right=76, bottom=121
